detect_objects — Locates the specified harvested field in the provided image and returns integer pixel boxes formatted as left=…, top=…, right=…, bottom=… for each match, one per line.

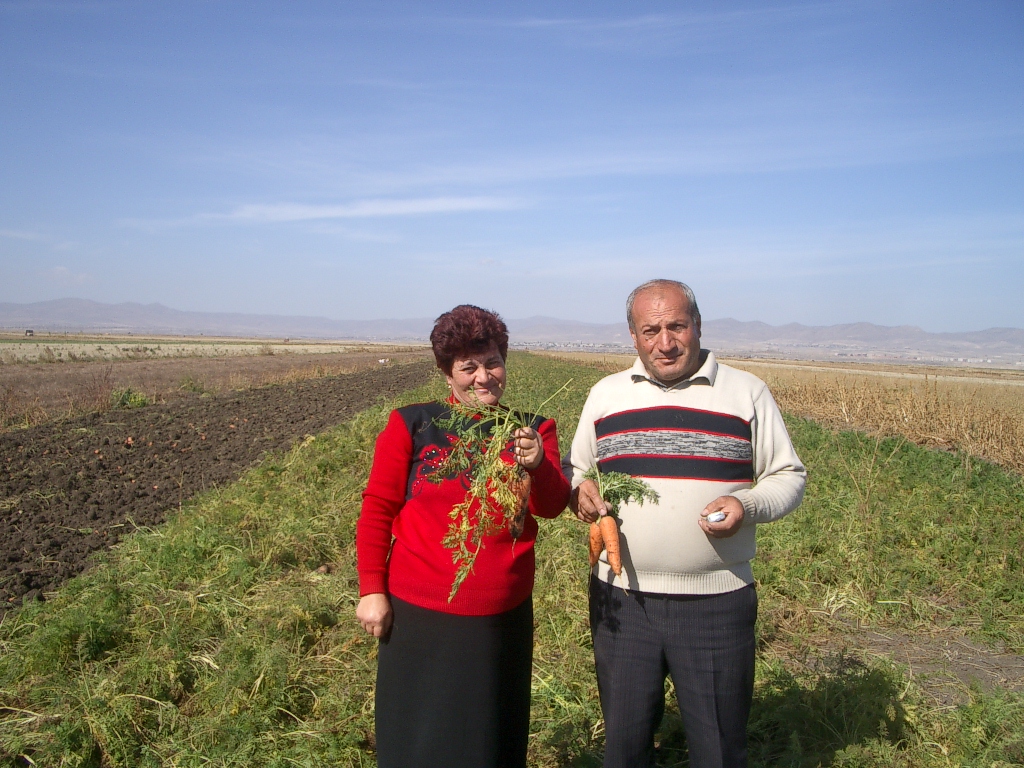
left=539, top=352, right=1024, bottom=475
left=0, top=346, right=431, bottom=431
left=733, top=359, right=1024, bottom=474
left=0, top=332, right=426, bottom=364
left=0, top=360, right=436, bottom=611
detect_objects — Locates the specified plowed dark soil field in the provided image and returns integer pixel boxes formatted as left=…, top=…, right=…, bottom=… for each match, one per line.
left=0, top=361, right=435, bottom=612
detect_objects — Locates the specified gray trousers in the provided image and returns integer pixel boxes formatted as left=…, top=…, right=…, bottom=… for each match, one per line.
left=589, top=577, right=757, bottom=768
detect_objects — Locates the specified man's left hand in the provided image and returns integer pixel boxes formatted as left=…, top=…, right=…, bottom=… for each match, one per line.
left=699, top=496, right=744, bottom=538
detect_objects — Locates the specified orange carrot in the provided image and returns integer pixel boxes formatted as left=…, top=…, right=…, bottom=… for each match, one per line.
left=599, top=515, right=621, bottom=575
left=508, top=471, right=532, bottom=539
left=588, top=521, right=603, bottom=566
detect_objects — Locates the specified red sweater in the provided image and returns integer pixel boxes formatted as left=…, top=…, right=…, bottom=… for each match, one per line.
left=357, top=400, right=570, bottom=615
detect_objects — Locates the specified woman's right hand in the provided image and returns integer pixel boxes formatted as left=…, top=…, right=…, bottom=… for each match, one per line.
left=357, top=593, right=393, bottom=638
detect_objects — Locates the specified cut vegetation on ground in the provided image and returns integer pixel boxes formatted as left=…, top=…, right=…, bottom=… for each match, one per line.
left=0, top=353, right=1022, bottom=766
left=0, top=337, right=431, bottom=432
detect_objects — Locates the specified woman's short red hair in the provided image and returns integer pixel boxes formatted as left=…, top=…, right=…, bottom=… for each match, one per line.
left=430, top=304, right=509, bottom=375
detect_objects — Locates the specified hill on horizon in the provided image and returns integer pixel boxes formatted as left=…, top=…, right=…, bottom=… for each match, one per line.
left=2, top=298, right=1023, bottom=368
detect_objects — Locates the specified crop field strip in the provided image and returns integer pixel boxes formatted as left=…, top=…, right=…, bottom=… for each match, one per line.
left=0, top=353, right=1022, bottom=766
left=542, top=351, right=1024, bottom=477
left=0, top=334, right=429, bottom=365
left=0, top=361, right=437, bottom=609
left=0, top=344, right=433, bottom=432
left=748, top=362, right=1024, bottom=477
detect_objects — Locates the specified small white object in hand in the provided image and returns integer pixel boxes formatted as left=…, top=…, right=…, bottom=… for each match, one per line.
left=707, top=511, right=726, bottom=523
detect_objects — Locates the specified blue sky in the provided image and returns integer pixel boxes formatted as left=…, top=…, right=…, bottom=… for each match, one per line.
left=1, top=1, right=1022, bottom=331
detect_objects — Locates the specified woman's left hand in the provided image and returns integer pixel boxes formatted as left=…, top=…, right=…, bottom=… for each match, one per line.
left=513, top=427, right=544, bottom=471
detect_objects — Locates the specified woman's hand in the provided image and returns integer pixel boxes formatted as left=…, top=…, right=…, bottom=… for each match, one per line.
left=356, top=593, right=393, bottom=638
left=512, top=427, right=544, bottom=471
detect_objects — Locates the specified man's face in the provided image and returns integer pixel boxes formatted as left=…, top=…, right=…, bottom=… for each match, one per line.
left=629, top=288, right=702, bottom=385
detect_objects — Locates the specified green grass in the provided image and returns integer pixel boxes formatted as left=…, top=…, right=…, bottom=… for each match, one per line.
left=757, top=418, right=1024, bottom=653
left=177, top=376, right=213, bottom=395
left=108, top=387, right=151, bottom=410
left=1, top=353, right=1022, bottom=766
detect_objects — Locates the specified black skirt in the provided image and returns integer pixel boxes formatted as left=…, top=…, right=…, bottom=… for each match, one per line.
left=374, top=595, right=534, bottom=768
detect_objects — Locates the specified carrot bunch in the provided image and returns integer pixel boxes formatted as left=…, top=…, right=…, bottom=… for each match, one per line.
left=429, top=381, right=571, bottom=601
left=589, top=516, right=620, bottom=571
left=430, top=401, right=536, bottom=600
left=582, top=467, right=659, bottom=576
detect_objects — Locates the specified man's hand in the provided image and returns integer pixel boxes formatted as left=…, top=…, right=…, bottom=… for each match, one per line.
left=512, top=427, right=544, bottom=471
left=699, top=496, right=744, bottom=538
left=571, top=478, right=612, bottom=523
left=356, top=593, right=393, bottom=638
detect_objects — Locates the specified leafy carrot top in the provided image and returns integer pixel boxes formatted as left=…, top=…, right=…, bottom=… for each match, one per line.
left=582, top=466, right=660, bottom=516
left=430, top=381, right=571, bottom=601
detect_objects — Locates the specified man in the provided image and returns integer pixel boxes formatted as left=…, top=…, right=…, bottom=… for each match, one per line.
left=568, top=279, right=806, bottom=768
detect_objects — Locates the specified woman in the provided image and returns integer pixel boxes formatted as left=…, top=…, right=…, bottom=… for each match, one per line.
left=355, top=304, right=570, bottom=768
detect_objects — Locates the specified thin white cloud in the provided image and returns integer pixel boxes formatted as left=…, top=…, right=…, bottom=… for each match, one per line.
left=418, top=210, right=1024, bottom=286
left=0, top=1, right=116, bottom=12
left=303, top=223, right=403, bottom=243
left=0, top=228, right=43, bottom=241
left=346, top=77, right=435, bottom=91
left=462, top=3, right=854, bottom=54
left=121, top=196, right=524, bottom=229
left=463, top=4, right=837, bottom=32
left=215, top=196, right=521, bottom=222
left=199, top=107, right=1023, bottom=200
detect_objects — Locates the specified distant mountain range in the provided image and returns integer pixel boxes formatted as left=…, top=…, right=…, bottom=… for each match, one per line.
left=2, top=298, right=1023, bottom=368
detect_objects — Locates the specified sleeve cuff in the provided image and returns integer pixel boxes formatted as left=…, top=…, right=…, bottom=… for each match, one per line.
left=359, top=573, right=388, bottom=597
left=732, top=490, right=759, bottom=525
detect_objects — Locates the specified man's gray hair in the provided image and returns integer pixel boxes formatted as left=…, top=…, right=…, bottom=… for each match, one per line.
left=626, top=279, right=701, bottom=332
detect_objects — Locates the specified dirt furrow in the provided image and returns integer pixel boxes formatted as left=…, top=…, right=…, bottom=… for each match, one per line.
left=0, top=361, right=435, bottom=610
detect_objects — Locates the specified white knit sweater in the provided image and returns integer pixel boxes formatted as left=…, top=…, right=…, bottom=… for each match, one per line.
left=568, top=351, right=806, bottom=595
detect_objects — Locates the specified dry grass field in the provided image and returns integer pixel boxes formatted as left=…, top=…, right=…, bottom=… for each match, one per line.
left=0, top=332, right=391, bottom=364
left=540, top=352, right=1024, bottom=476
left=0, top=335, right=431, bottom=432
left=735, top=359, right=1024, bottom=476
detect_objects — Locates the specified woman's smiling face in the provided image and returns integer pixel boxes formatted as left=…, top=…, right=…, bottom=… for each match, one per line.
left=445, top=342, right=507, bottom=406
